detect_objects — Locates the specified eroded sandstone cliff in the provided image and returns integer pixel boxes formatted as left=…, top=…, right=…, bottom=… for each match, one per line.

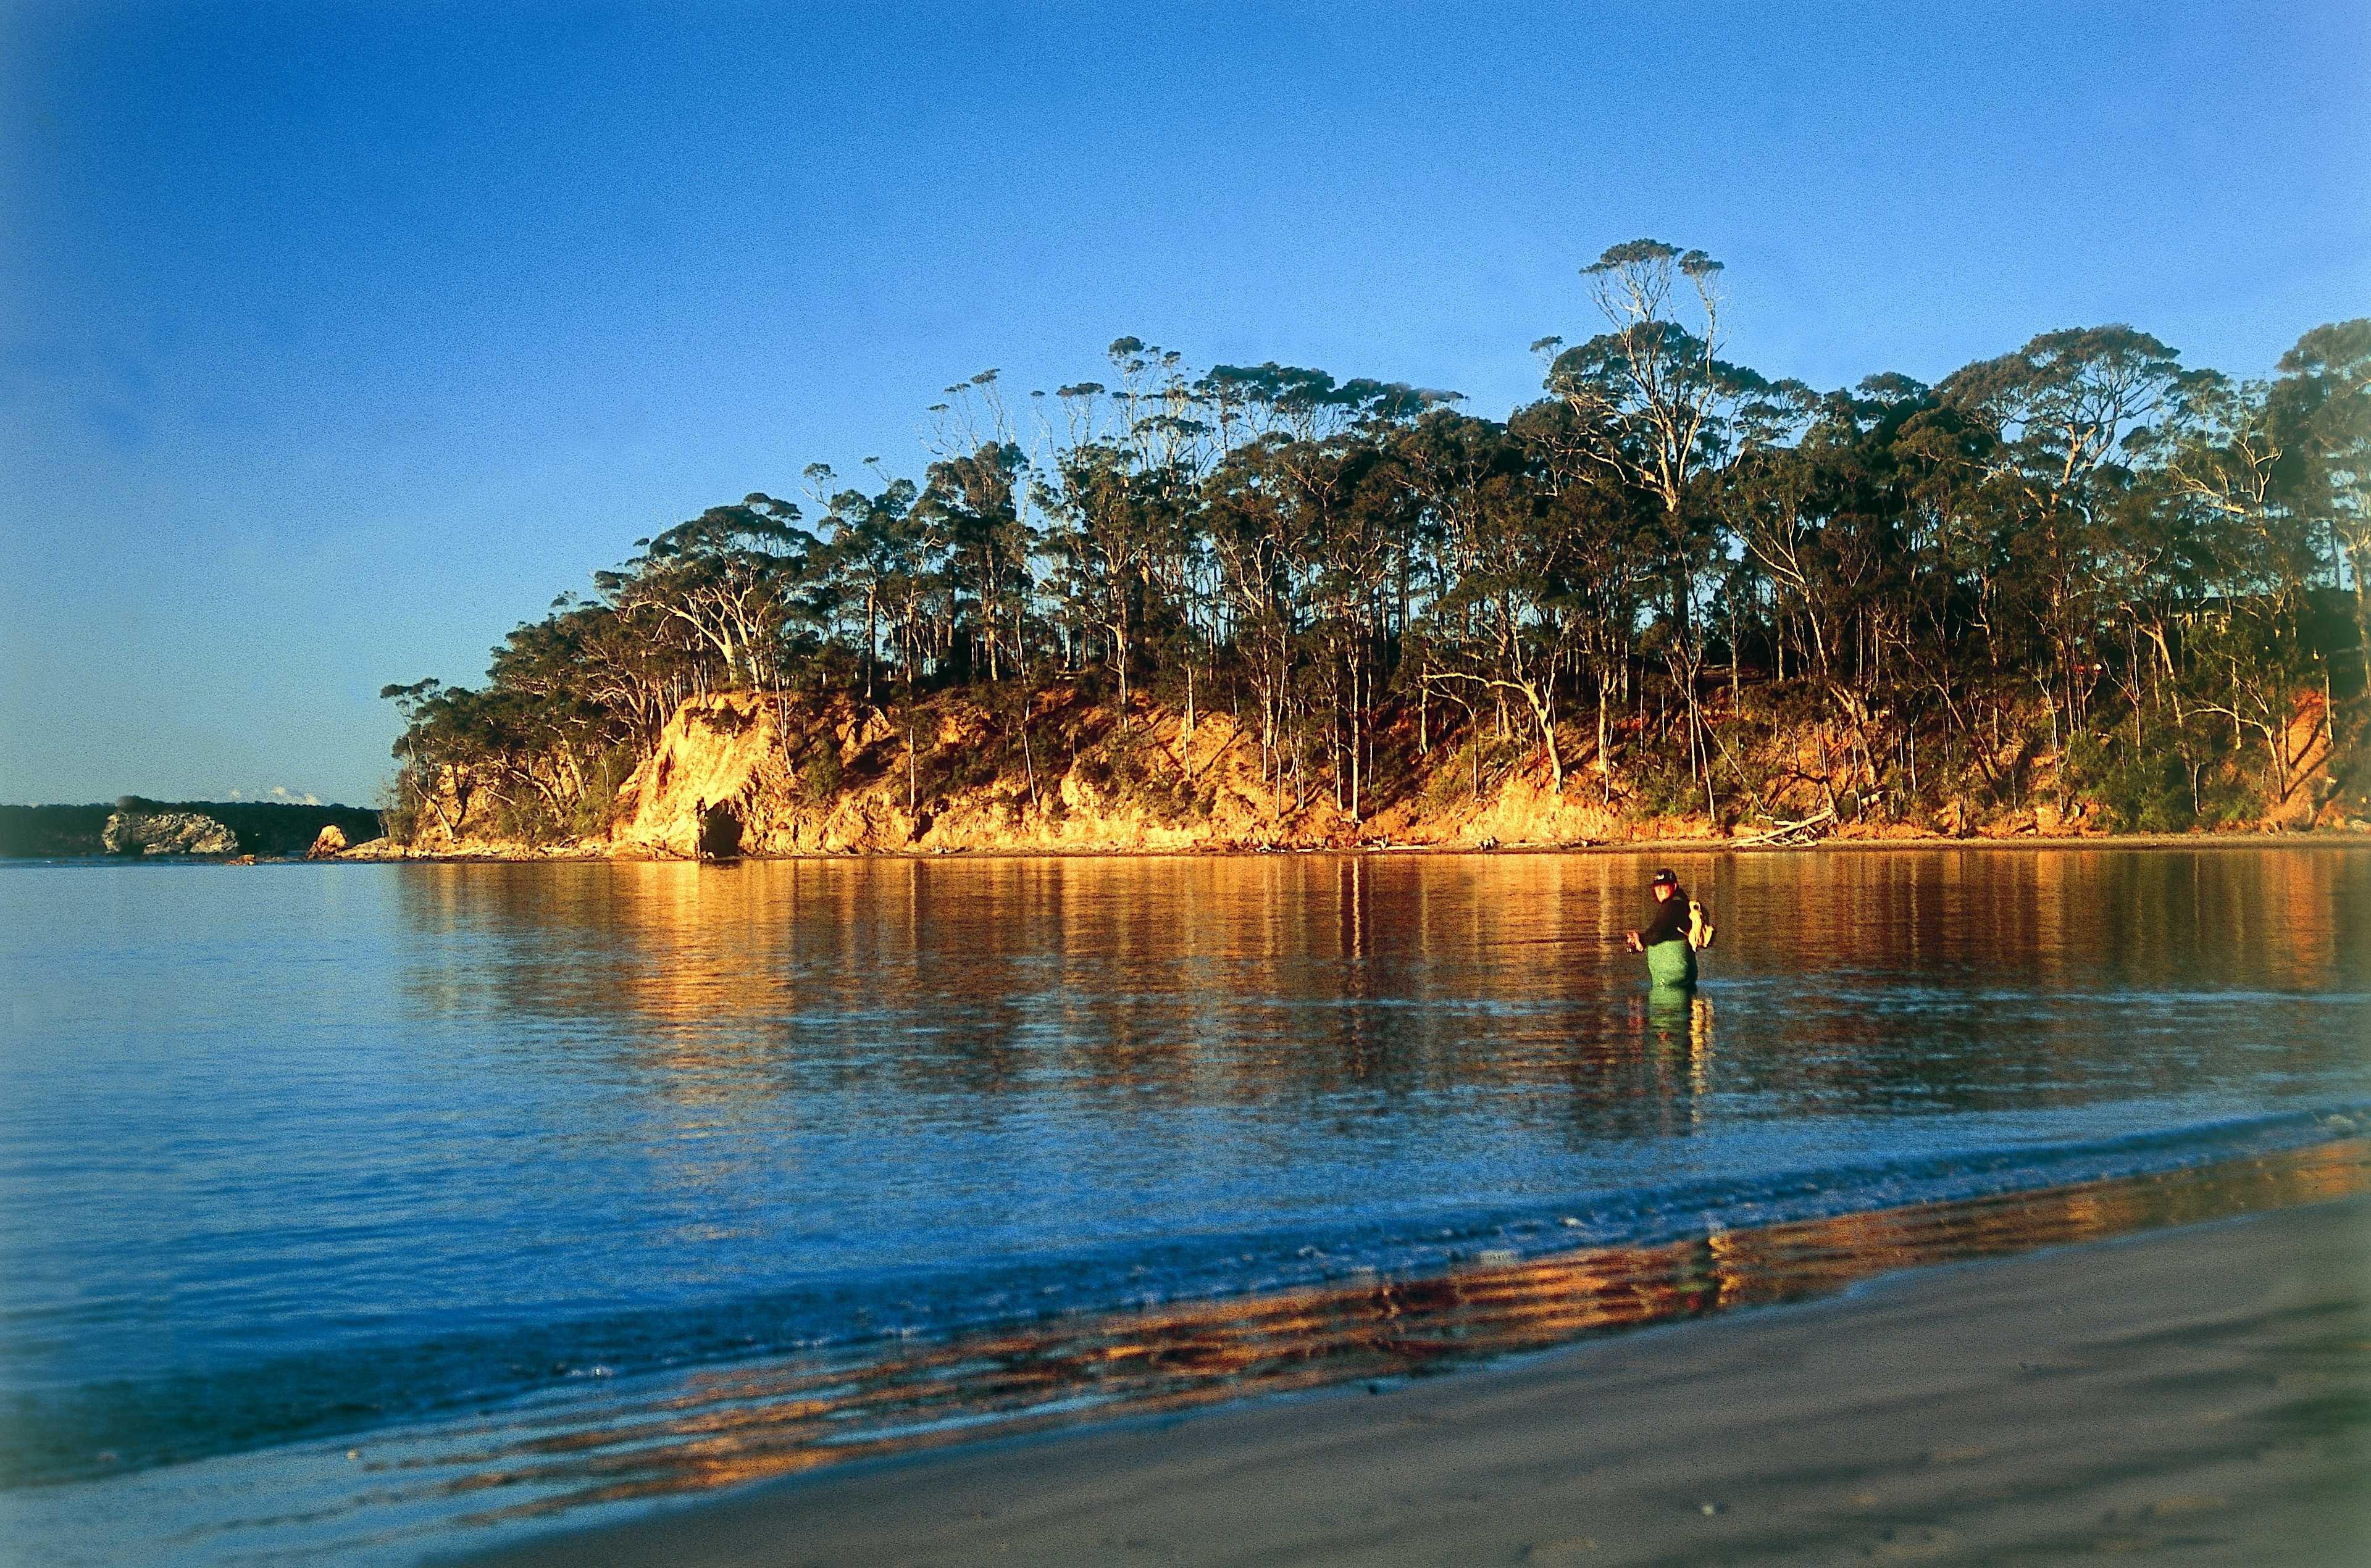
left=365, top=683, right=2364, bottom=859
left=603, top=690, right=1392, bottom=856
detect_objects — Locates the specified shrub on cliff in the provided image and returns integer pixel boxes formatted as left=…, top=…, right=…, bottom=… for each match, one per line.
left=798, top=746, right=843, bottom=802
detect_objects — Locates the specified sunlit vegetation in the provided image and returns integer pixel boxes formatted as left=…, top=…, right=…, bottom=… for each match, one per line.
left=383, top=243, right=2369, bottom=844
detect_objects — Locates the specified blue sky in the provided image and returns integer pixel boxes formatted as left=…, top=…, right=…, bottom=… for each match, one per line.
left=4, top=1, right=2365, bottom=806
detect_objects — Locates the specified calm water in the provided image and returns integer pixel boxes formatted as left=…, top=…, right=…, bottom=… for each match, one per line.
left=2, top=849, right=2368, bottom=1564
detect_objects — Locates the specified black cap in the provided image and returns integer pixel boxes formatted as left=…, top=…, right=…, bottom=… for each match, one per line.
left=1652, top=867, right=1678, bottom=886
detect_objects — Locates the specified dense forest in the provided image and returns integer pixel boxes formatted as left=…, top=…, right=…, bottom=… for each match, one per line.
left=383, top=242, right=2370, bottom=846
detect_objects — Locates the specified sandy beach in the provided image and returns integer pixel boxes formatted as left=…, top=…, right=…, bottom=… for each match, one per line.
left=462, top=1195, right=2371, bottom=1567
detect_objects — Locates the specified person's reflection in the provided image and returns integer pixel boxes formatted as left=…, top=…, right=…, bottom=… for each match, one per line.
left=1634, top=986, right=1715, bottom=1121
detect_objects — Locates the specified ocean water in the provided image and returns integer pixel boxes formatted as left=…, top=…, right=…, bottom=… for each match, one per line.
left=2, top=849, right=2367, bottom=1564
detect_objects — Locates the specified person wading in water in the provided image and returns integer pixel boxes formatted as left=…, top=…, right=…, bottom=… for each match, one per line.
left=1625, top=867, right=1714, bottom=988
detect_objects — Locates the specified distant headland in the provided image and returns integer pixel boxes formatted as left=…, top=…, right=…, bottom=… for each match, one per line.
left=0, top=799, right=384, bottom=861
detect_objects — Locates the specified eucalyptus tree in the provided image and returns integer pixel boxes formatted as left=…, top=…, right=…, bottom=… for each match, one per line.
left=2268, top=320, right=2371, bottom=665
left=1037, top=437, right=1163, bottom=715
left=2130, top=351, right=2346, bottom=807
left=1241, top=423, right=1387, bottom=811
left=1030, top=341, right=1216, bottom=722
left=1394, top=408, right=1592, bottom=790
left=922, top=440, right=1034, bottom=682
left=1727, top=383, right=1943, bottom=808
left=1536, top=240, right=1807, bottom=817
left=809, top=472, right=923, bottom=704
left=1201, top=435, right=1303, bottom=789
left=488, top=600, right=679, bottom=751
left=1394, top=409, right=1516, bottom=750
left=380, top=679, right=477, bottom=839
left=1297, top=435, right=1418, bottom=818
left=1536, top=241, right=1771, bottom=611
left=1413, top=440, right=1578, bottom=791
left=1882, top=386, right=2016, bottom=789
left=380, top=678, right=561, bottom=839
left=2134, top=373, right=2289, bottom=701
left=479, top=607, right=635, bottom=807
left=597, top=493, right=814, bottom=696
left=374, top=266, right=2361, bottom=847
left=1939, top=326, right=2184, bottom=752
left=1108, top=341, right=1227, bottom=746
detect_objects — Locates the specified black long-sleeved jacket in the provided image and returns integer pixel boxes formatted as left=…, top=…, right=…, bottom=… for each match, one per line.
left=1639, top=888, right=1692, bottom=947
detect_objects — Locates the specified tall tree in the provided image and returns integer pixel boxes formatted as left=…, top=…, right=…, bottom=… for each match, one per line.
left=2269, top=320, right=2371, bottom=667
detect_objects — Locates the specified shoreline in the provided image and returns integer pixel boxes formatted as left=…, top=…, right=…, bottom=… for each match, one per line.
left=6, top=828, right=2368, bottom=867
left=462, top=1195, right=2371, bottom=1567
left=10, top=825, right=2370, bottom=867
left=348, top=827, right=2371, bottom=863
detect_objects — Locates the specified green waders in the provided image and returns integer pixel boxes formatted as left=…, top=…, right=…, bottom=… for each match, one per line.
left=1645, top=938, right=1699, bottom=989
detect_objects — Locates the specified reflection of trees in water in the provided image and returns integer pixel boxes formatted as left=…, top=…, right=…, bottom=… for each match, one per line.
left=1702, top=848, right=2370, bottom=1117
left=409, top=1135, right=2370, bottom=1527
left=1723, top=844, right=2367, bottom=991
left=391, top=851, right=2369, bottom=1132
left=393, top=856, right=1643, bottom=1098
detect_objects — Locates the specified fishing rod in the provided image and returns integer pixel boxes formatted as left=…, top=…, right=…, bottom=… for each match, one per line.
left=1494, top=933, right=1639, bottom=946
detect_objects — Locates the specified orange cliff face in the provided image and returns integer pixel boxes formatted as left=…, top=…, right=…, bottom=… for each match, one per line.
left=381, top=685, right=2361, bottom=858
left=608, top=693, right=797, bottom=856
left=599, top=689, right=1635, bottom=856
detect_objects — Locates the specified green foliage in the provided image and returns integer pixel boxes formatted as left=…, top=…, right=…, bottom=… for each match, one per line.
left=487, top=793, right=563, bottom=846
left=1420, top=744, right=1478, bottom=812
left=2065, top=722, right=2266, bottom=833
left=2328, top=715, right=2371, bottom=820
left=1056, top=724, right=1206, bottom=823
left=799, top=746, right=843, bottom=802
left=2067, top=733, right=2190, bottom=833
left=1624, top=748, right=1707, bottom=820
left=569, top=747, right=637, bottom=840
left=374, top=770, right=424, bottom=844
left=935, top=738, right=1006, bottom=797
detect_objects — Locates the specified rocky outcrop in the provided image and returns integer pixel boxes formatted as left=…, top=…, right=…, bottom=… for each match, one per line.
left=609, top=694, right=790, bottom=856
left=307, top=824, right=349, bottom=858
left=103, top=811, right=238, bottom=856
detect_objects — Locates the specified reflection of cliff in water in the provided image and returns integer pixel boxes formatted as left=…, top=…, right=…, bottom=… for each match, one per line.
left=362, top=1136, right=2371, bottom=1528
left=387, top=856, right=1704, bottom=1140
left=388, top=849, right=2371, bottom=1136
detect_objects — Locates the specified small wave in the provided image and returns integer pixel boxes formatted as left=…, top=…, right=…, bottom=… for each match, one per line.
left=12, top=1130, right=2364, bottom=1568
left=7, top=1102, right=2362, bottom=1495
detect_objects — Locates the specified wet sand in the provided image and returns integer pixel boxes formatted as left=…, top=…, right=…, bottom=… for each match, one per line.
left=467, top=1196, right=2371, bottom=1567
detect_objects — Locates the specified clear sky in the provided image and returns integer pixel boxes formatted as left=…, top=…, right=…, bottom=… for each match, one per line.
left=3, top=1, right=2365, bottom=806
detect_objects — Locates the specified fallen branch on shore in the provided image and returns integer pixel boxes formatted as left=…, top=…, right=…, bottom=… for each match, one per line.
left=1736, top=806, right=1837, bottom=847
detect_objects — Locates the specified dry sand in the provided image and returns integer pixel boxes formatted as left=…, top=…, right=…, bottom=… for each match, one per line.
left=468, top=1198, right=2371, bottom=1567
